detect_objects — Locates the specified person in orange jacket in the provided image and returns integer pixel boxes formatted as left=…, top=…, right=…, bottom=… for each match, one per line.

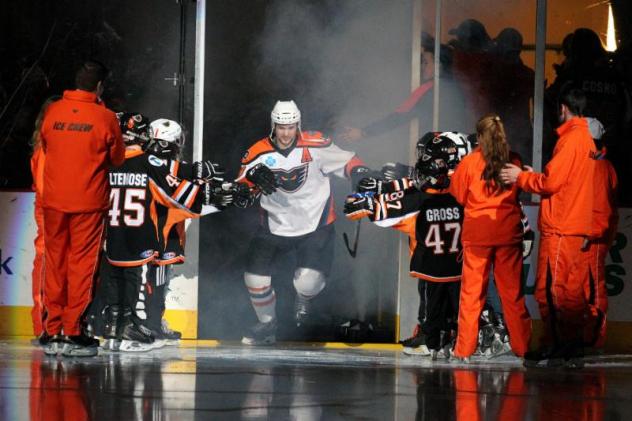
left=582, top=117, right=618, bottom=349
left=39, top=61, right=125, bottom=357
left=501, top=87, right=596, bottom=367
left=449, top=114, right=531, bottom=361
left=29, top=96, right=60, bottom=343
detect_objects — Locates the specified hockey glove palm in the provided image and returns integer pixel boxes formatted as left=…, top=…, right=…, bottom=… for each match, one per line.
left=344, top=193, right=375, bottom=221
left=246, top=163, right=278, bottom=195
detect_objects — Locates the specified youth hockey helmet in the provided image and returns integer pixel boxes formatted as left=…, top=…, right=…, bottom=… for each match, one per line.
left=116, top=112, right=150, bottom=146
left=146, top=118, right=185, bottom=158
left=270, top=100, right=301, bottom=137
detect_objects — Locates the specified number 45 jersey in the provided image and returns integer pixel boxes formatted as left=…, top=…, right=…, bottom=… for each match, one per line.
left=372, top=187, right=464, bottom=282
left=106, top=149, right=203, bottom=266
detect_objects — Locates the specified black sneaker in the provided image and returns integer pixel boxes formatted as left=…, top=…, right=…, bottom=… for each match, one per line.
left=43, top=334, right=66, bottom=356
left=242, top=320, right=277, bottom=345
left=61, top=334, right=99, bottom=357
left=523, top=346, right=565, bottom=368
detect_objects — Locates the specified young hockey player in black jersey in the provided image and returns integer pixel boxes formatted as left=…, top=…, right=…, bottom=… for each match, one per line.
left=345, top=132, right=470, bottom=359
left=236, top=100, right=375, bottom=345
left=142, top=120, right=251, bottom=345
left=101, top=114, right=230, bottom=352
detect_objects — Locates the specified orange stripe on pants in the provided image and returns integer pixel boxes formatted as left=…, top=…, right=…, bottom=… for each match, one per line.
left=43, top=209, right=104, bottom=336
left=454, top=244, right=531, bottom=357
left=535, top=234, right=588, bottom=345
left=31, top=202, right=46, bottom=336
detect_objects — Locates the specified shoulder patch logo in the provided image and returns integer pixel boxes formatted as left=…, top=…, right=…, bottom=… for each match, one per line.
left=265, top=156, right=277, bottom=167
left=272, top=163, right=309, bottom=193
left=148, top=155, right=166, bottom=167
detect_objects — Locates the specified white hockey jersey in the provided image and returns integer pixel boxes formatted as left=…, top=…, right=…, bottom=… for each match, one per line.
left=237, top=131, right=362, bottom=237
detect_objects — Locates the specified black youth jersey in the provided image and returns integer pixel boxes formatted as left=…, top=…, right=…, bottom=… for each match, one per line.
left=372, top=185, right=463, bottom=282
left=106, top=150, right=202, bottom=266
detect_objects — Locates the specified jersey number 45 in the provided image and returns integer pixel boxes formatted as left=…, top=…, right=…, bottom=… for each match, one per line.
left=109, top=188, right=146, bottom=227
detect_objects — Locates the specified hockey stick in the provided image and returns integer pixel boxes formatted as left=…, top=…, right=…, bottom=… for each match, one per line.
left=343, top=219, right=361, bottom=258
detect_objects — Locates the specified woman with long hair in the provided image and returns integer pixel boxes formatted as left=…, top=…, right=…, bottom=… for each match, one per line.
left=30, top=95, right=60, bottom=343
left=448, top=114, right=531, bottom=360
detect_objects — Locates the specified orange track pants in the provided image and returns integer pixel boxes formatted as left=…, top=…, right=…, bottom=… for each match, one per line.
left=31, top=203, right=46, bottom=336
left=535, top=234, right=590, bottom=346
left=454, top=244, right=531, bottom=357
left=581, top=240, right=609, bottom=348
left=43, top=209, right=104, bottom=336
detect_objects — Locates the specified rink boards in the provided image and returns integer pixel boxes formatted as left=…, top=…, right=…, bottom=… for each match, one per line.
left=1, top=191, right=631, bottom=348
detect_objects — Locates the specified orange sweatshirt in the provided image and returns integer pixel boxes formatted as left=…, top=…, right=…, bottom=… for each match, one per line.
left=517, top=117, right=595, bottom=236
left=592, top=156, right=618, bottom=244
left=449, top=149, right=523, bottom=246
left=40, top=90, right=124, bottom=212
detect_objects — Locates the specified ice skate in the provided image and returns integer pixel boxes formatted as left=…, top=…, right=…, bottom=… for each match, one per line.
left=43, top=334, right=66, bottom=356
left=401, top=325, right=431, bottom=356
left=119, top=322, right=155, bottom=352
left=61, top=333, right=99, bottom=357
left=242, top=320, right=277, bottom=345
left=160, top=319, right=182, bottom=346
left=294, top=294, right=311, bottom=327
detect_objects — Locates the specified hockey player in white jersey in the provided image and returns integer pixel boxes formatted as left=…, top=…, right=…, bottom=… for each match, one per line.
left=236, top=100, right=373, bottom=345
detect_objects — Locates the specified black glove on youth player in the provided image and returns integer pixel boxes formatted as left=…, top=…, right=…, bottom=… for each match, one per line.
left=357, top=177, right=385, bottom=195
left=381, top=162, right=412, bottom=181
left=343, top=193, right=375, bottom=221
left=246, top=163, right=278, bottom=195
left=193, top=160, right=225, bottom=183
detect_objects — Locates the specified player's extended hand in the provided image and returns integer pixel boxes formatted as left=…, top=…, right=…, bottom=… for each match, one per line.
left=344, top=193, right=375, bottom=221
left=381, top=162, right=412, bottom=181
left=246, top=163, right=278, bottom=195
left=357, top=177, right=384, bottom=195
left=340, top=126, right=364, bottom=142
left=233, top=183, right=255, bottom=208
left=193, top=160, right=225, bottom=183
left=500, top=163, right=522, bottom=185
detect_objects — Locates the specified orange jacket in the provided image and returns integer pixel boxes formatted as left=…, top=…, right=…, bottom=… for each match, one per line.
left=592, top=156, right=618, bottom=243
left=40, top=90, right=124, bottom=212
left=517, top=117, right=595, bottom=236
left=449, top=149, right=523, bottom=246
left=30, top=146, right=45, bottom=205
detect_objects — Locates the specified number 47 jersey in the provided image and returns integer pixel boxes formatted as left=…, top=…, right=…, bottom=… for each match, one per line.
left=106, top=149, right=203, bottom=267
left=372, top=187, right=464, bottom=282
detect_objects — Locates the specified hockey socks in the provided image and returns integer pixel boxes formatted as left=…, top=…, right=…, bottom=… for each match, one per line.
left=245, top=272, right=276, bottom=323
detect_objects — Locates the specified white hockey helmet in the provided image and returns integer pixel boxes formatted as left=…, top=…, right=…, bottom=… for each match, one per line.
left=438, top=131, right=472, bottom=161
left=270, top=100, right=301, bottom=137
left=147, top=118, right=185, bottom=158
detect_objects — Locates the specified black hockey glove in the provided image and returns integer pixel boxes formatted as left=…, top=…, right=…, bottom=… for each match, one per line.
left=343, top=193, right=375, bottom=221
left=246, top=163, right=278, bottom=195
left=193, top=160, right=225, bottom=183
left=350, top=165, right=381, bottom=189
left=233, top=183, right=255, bottom=208
left=381, top=162, right=412, bottom=181
left=522, top=230, right=535, bottom=259
left=357, top=177, right=384, bottom=195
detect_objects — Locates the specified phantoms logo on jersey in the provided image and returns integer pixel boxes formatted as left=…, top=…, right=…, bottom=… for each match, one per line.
left=272, top=164, right=309, bottom=193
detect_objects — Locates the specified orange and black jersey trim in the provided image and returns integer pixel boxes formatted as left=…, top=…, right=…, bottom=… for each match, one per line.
left=106, top=150, right=203, bottom=267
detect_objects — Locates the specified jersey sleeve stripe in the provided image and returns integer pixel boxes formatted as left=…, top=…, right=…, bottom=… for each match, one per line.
left=184, top=184, right=199, bottom=209
left=172, top=180, right=191, bottom=202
